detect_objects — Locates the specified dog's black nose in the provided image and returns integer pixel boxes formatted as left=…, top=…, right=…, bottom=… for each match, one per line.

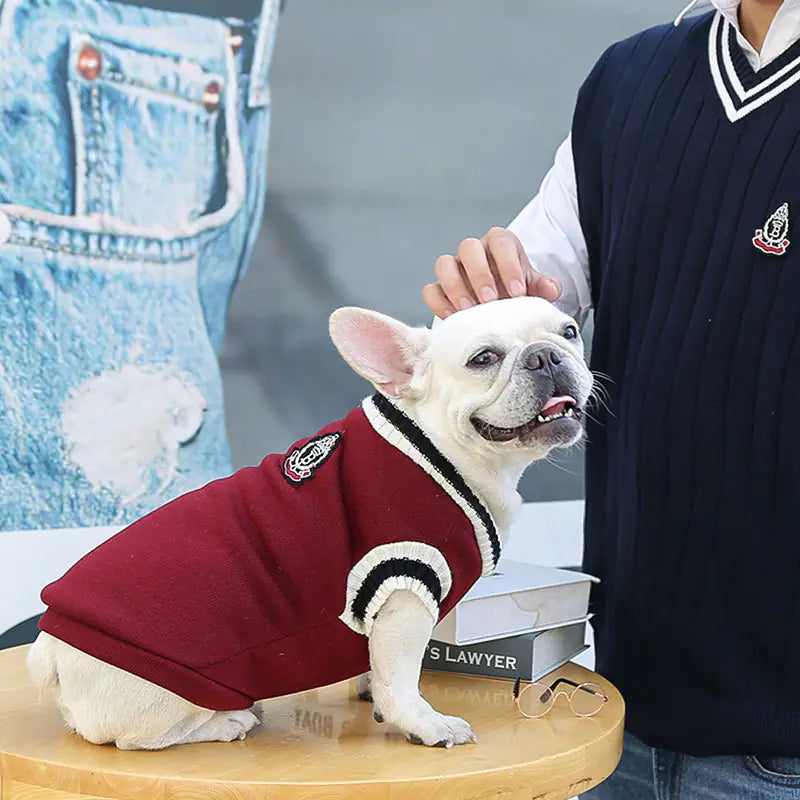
left=523, top=346, right=562, bottom=372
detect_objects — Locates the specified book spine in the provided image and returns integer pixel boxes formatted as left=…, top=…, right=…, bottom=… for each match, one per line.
left=423, top=637, right=534, bottom=681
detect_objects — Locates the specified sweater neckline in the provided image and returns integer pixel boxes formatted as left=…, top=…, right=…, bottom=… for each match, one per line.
left=709, top=12, right=800, bottom=122
left=362, top=393, right=500, bottom=577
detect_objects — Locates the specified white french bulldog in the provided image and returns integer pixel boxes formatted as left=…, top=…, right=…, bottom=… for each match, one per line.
left=28, top=296, right=593, bottom=750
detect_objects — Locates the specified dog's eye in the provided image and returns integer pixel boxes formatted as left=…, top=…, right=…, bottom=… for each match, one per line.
left=563, top=325, right=579, bottom=341
left=468, top=350, right=501, bottom=368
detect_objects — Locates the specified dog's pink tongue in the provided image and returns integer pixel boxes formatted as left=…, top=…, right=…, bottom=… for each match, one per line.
left=540, top=396, right=576, bottom=416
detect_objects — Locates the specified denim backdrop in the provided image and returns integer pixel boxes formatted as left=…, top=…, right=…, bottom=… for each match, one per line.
left=0, top=0, right=278, bottom=531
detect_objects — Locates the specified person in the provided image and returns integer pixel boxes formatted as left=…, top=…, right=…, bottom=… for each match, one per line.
left=424, top=0, right=800, bottom=796
left=0, top=0, right=281, bottom=644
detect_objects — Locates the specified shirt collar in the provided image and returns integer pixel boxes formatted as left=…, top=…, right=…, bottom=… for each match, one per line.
left=675, top=1, right=800, bottom=70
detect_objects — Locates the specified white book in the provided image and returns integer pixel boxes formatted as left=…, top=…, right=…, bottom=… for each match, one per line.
left=433, top=559, right=599, bottom=646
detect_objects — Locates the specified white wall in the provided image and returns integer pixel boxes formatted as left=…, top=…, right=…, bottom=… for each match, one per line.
left=504, top=501, right=595, bottom=671
left=0, top=526, right=118, bottom=639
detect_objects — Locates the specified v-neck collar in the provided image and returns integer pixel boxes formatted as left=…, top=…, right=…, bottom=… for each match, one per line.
left=709, top=12, right=800, bottom=122
left=362, top=393, right=501, bottom=577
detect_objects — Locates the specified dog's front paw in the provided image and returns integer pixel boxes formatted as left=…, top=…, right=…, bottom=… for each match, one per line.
left=381, top=696, right=477, bottom=748
left=405, top=711, right=477, bottom=748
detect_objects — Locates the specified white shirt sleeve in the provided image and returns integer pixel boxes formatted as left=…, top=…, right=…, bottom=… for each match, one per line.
left=507, top=133, right=593, bottom=325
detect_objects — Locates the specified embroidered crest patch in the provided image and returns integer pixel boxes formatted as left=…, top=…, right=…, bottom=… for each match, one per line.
left=283, top=433, right=341, bottom=484
left=753, top=203, right=791, bottom=256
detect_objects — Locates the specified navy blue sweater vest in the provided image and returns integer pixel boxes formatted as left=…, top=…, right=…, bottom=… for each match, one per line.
left=573, top=14, right=800, bottom=756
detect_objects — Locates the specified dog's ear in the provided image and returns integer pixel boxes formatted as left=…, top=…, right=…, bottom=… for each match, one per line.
left=329, top=307, right=430, bottom=398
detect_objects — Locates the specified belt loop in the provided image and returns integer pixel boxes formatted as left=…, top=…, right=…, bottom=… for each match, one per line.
left=0, top=0, right=24, bottom=48
left=247, top=0, right=279, bottom=108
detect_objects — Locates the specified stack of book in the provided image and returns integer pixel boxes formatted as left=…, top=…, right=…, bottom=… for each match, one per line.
left=422, top=560, right=598, bottom=682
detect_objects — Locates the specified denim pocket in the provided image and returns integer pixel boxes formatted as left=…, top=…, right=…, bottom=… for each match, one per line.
left=745, top=755, right=800, bottom=786
left=67, top=31, right=226, bottom=230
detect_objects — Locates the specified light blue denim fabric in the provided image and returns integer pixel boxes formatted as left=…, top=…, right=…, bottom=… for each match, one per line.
left=583, top=732, right=800, bottom=799
left=0, top=0, right=279, bottom=529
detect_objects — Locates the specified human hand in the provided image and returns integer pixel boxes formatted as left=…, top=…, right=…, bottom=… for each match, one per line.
left=423, top=227, right=563, bottom=318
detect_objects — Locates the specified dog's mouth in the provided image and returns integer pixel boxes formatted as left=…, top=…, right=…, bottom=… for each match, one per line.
left=471, top=396, right=583, bottom=443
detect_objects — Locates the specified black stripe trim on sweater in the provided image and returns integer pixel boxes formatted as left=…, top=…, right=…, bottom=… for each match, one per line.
left=371, top=392, right=501, bottom=568
left=350, top=558, right=442, bottom=623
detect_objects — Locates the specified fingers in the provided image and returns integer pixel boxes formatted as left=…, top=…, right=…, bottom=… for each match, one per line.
left=428, top=236, right=504, bottom=316
left=526, top=269, right=562, bottom=303
left=433, top=254, right=476, bottom=312
left=482, top=227, right=527, bottom=299
left=423, top=227, right=564, bottom=318
left=422, top=281, right=457, bottom=319
left=483, top=228, right=561, bottom=301
left=457, top=238, right=498, bottom=304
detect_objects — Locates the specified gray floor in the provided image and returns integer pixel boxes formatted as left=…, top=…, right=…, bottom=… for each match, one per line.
left=221, top=0, right=680, bottom=501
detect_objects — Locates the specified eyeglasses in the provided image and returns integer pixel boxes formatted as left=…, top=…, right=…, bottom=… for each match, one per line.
left=512, top=676, right=608, bottom=718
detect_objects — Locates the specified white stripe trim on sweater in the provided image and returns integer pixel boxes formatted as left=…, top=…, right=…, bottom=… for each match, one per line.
left=709, top=13, right=800, bottom=122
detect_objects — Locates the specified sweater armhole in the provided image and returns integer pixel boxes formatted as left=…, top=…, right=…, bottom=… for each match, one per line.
left=339, top=542, right=452, bottom=636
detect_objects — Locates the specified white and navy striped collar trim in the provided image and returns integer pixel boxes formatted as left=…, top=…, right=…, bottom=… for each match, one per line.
left=709, top=12, right=800, bottom=122
left=362, top=393, right=500, bottom=577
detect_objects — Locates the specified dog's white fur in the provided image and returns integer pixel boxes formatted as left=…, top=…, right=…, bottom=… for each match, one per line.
left=29, top=297, right=593, bottom=749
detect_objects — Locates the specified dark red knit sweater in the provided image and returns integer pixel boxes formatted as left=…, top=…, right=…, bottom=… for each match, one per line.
left=39, top=394, right=499, bottom=710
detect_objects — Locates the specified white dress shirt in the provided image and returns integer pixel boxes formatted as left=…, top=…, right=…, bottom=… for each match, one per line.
left=508, top=0, right=800, bottom=324
left=714, top=0, right=800, bottom=71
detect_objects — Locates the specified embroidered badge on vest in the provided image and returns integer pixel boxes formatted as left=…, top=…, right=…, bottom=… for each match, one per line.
left=753, top=203, right=791, bottom=256
left=283, top=433, right=341, bottom=484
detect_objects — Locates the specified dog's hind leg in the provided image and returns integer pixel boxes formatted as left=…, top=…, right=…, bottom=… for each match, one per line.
left=114, top=709, right=216, bottom=750
left=115, top=708, right=259, bottom=749
left=159, top=708, right=260, bottom=746
left=31, top=633, right=222, bottom=749
left=32, top=633, right=260, bottom=749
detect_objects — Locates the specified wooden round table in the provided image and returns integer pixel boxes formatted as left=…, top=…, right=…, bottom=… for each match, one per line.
left=0, top=645, right=624, bottom=800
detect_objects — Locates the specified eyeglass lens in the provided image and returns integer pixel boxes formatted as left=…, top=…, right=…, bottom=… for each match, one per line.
left=569, top=682, right=606, bottom=716
left=518, top=682, right=555, bottom=718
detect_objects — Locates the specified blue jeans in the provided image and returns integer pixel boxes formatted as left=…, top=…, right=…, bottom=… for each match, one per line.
left=0, top=0, right=279, bottom=529
left=584, top=732, right=800, bottom=799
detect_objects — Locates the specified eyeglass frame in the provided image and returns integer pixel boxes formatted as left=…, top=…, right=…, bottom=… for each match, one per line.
left=512, top=676, right=609, bottom=718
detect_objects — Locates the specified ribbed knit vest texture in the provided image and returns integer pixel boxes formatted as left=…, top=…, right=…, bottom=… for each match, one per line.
left=574, top=13, right=800, bottom=755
